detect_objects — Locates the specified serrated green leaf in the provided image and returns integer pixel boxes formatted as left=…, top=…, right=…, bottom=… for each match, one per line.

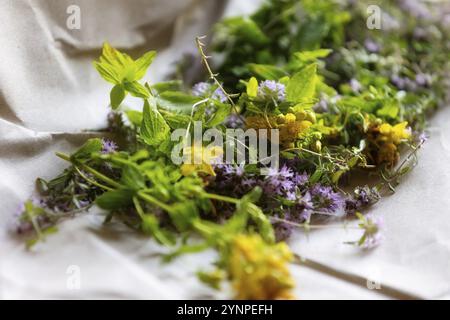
left=123, top=81, right=150, bottom=98
left=156, top=91, right=203, bottom=113
left=134, top=51, right=156, bottom=81
left=94, top=43, right=156, bottom=85
left=286, top=64, right=317, bottom=103
left=141, top=99, right=170, bottom=147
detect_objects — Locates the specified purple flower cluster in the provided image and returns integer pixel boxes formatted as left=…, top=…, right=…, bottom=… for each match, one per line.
left=310, top=185, right=345, bottom=216
left=101, top=139, right=118, bottom=154
left=345, top=186, right=381, bottom=214
left=257, top=80, right=286, bottom=102
left=208, top=163, right=353, bottom=242
left=364, top=39, right=380, bottom=53
left=192, top=82, right=227, bottom=103
left=391, top=73, right=431, bottom=92
left=224, top=113, right=245, bottom=129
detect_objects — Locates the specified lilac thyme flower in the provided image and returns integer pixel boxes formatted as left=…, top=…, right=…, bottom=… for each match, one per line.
left=310, top=184, right=345, bottom=215
left=350, top=79, right=362, bottom=93
left=192, top=82, right=227, bottom=103
left=101, top=139, right=118, bottom=154
left=212, top=87, right=227, bottom=103
left=345, top=186, right=380, bottom=214
left=358, top=213, right=384, bottom=249
left=257, top=80, right=286, bottom=102
left=192, top=82, right=211, bottom=97
left=224, top=113, right=245, bottom=129
left=364, top=39, right=380, bottom=53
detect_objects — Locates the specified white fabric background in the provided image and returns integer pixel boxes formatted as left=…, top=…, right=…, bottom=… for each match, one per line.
left=1, top=0, right=449, bottom=299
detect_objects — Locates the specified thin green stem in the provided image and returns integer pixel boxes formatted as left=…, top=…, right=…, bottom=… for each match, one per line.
left=203, top=193, right=240, bottom=204
left=56, top=152, right=121, bottom=189
left=74, top=166, right=113, bottom=191
left=133, top=196, right=145, bottom=219
left=137, top=191, right=173, bottom=213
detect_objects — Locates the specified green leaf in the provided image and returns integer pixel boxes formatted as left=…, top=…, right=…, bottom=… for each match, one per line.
left=134, top=51, right=157, bottom=81
left=151, top=81, right=183, bottom=94
left=286, top=64, right=317, bottom=103
left=169, top=201, right=199, bottom=232
left=110, top=84, right=126, bottom=109
left=377, top=100, right=399, bottom=119
left=221, top=17, right=269, bottom=45
left=71, top=138, right=103, bottom=161
left=246, top=77, right=258, bottom=97
left=141, top=99, right=170, bottom=147
left=207, top=102, right=232, bottom=127
left=160, top=110, right=191, bottom=129
left=93, top=43, right=134, bottom=85
left=247, top=64, right=287, bottom=80
left=96, top=188, right=134, bottom=210
left=156, top=91, right=203, bottom=113
left=121, top=164, right=146, bottom=190
left=93, top=43, right=157, bottom=85
left=125, top=110, right=143, bottom=126
left=123, top=81, right=150, bottom=98
left=293, top=49, right=332, bottom=62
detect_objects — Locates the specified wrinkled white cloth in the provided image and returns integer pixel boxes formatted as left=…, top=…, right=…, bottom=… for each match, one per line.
left=1, top=0, right=449, bottom=300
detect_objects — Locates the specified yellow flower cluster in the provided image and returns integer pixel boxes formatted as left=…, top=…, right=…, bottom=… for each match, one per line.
left=246, top=111, right=314, bottom=148
left=369, top=121, right=411, bottom=166
left=228, top=234, right=295, bottom=300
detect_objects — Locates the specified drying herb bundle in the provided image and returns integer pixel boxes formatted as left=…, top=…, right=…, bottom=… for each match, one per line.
left=15, top=0, right=450, bottom=299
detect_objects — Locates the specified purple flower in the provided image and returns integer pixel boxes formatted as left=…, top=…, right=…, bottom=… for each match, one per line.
left=274, top=220, right=294, bottom=242
left=192, top=82, right=211, bottom=97
left=264, top=165, right=296, bottom=197
left=364, top=39, right=380, bottom=53
left=297, top=192, right=314, bottom=221
left=257, top=80, right=286, bottom=102
left=415, top=73, right=431, bottom=87
left=310, top=184, right=345, bottom=214
left=350, top=79, right=362, bottom=93
left=278, top=165, right=294, bottom=178
left=293, top=172, right=309, bottom=186
left=400, top=0, right=431, bottom=19
left=359, top=214, right=384, bottom=249
left=212, top=87, right=227, bottom=103
left=345, top=186, right=380, bottom=214
left=224, top=113, right=245, bottom=129
left=192, top=82, right=227, bottom=103
left=101, top=139, right=118, bottom=154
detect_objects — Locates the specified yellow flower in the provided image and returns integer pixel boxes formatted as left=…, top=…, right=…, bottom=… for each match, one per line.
left=379, top=121, right=411, bottom=144
left=180, top=143, right=223, bottom=176
left=368, top=121, right=411, bottom=166
left=246, top=113, right=313, bottom=148
left=228, top=234, right=295, bottom=300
